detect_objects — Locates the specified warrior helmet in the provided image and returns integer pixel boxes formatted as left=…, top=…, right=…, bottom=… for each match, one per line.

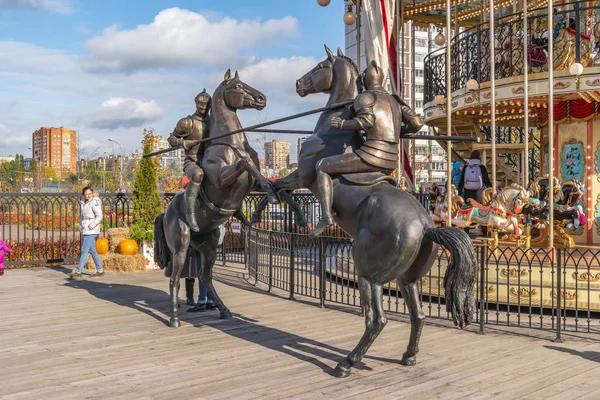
left=194, top=89, right=211, bottom=109
left=362, top=60, right=385, bottom=90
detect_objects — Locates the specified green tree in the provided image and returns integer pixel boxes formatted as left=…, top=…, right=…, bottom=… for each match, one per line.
left=130, top=134, right=163, bottom=242
left=277, top=168, right=290, bottom=178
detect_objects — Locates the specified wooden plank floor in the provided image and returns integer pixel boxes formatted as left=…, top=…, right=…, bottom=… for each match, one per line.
left=1, top=267, right=599, bottom=400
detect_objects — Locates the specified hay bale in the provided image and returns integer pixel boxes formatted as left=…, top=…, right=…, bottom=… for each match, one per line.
left=85, top=252, right=145, bottom=273
left=106, top=228, right=130, bottom=252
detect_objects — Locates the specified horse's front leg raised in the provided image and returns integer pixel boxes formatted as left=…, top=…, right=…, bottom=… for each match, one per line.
left=169, top=219, right=191, bottom=328
left=218, top=158, right=248, bottom=188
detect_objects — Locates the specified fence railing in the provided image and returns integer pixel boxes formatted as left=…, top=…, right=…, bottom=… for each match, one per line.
left=3, top=192, right=598, bottom=336
left=2, top=191, right=431, bottom=266
left=246, top=227, right=600, bottom=337
left=424, top=0, right=597, bottom=103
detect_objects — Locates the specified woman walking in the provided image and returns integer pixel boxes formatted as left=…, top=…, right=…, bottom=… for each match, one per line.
left=69, top=186, right=104, bottom=278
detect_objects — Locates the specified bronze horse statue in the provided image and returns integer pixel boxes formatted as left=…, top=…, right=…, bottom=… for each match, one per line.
left=154, top=69, right=273, bottom=327
left=252, top=46, right=477, bottom=378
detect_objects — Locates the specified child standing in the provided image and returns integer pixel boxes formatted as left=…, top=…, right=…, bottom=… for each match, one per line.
left=0, top=239, right=13, bottom=275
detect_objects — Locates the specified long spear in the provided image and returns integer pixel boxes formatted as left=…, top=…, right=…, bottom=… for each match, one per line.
left=143, top=100, right=354, bottom=158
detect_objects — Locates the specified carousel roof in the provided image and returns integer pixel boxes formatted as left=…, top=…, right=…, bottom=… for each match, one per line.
left=403, top=0, right=550, bottom=28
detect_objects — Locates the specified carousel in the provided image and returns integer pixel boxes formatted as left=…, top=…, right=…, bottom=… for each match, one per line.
left=325, top=0, right=600, bottom=313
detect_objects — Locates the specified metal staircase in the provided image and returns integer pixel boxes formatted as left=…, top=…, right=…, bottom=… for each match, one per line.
left=434, top=124, right=540, bottom=187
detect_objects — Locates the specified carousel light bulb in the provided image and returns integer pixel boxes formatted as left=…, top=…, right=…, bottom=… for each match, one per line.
left=434, top=32, right=446, bottom=46
left=569, top=62, right=584, bottom=76
left=466, top=78, right=479, bottom=91
left=316, top=0, right=331, bottom=6
left=434, top=95, right=446, bottom=105
left=344, top=5, right=356, bottom=25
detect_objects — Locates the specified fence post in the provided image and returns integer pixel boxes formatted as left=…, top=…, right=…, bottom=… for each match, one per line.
left=478, top=243, right=487, bottom=335
left=289, top=232, right=295, bottom=300
left=268, top=230, right=273, bottom=292
left=554, top=248, right=563, bottom=343
left=221, top=226, right=227, bottom=267
left=319, top=236, right=326, bottom=308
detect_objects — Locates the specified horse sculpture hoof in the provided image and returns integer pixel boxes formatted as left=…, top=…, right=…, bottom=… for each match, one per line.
left=220, top=310, right=233, bottom=319
left=400, top=353, right=417, bottom=366
left=333, top=363, right=352, bottom=378
left=169, top=317, right=181, bottom=328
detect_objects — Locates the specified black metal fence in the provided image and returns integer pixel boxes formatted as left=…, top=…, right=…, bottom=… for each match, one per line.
left=424, top=1, right=596, bottom=103
left=3, top=192, right=598, bottom=337
left=245, top=228, right=600, bottom=337
left=2, top=191, right=385, bottom=267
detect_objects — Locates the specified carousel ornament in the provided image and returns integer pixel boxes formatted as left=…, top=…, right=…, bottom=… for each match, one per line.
left=343, top=4, right=356, bottom=25
left=434, top=32, right=446, bottom=46
left=316, top=0, right=331, bottom=6
left=569, top=62, right=584, bottom=90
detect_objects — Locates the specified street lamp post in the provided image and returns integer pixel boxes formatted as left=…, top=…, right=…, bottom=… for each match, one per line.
left=108, top=138, right=124, bottom=192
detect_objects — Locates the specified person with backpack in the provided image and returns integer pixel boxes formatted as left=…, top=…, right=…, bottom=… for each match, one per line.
left=458, top=150, right=492, bottom=234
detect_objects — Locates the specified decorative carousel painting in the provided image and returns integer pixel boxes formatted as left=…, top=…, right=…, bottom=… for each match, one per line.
left=560, top=138, right=585, bottom=182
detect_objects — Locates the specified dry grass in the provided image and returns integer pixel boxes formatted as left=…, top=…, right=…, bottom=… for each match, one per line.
left=106, top=228, right=130, bottom=252
left=84, top=252, right=145, bottom=273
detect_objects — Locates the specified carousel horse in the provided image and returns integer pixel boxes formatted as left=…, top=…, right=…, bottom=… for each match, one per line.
left=154, top=69, right=276, bottom=327
left=432, top=186, right=464, bottom=227
left=524, top=177, right=584, bottom=248
left=503, top=18, right=594, bottom=75
left=252, top=46, right=477, bottom=378
left=555, top=179, right=586, bottom=232
left=453, top=185, right=528, bottom=240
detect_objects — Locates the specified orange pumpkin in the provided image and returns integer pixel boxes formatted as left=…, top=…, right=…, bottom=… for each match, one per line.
left=118, top=239, right=139, bottom=255
left=96, top=238, right=109, bottom=255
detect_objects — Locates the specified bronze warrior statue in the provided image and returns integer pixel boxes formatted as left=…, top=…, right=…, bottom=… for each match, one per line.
left=252, top=48, right=476, bottom=378
left=168, top=89, right=211, bottom=232
left=311, top=60, right=424, bottom=237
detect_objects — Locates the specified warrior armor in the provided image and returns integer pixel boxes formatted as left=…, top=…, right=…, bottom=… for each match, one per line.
left=169, top=89, right=211, bottom=232
left=347, top=62, right=424, bottom=171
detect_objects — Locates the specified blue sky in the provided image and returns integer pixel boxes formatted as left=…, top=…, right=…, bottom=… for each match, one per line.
left=0, top=0, right=346, bottom=161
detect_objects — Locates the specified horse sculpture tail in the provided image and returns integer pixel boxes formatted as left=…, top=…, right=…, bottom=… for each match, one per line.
left=424, top=227, right=477, bottom=328
left=154, top=213, right=170, bottom=270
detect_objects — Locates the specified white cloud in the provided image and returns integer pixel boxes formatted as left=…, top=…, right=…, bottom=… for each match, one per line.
left=88, top=98, right=165, bottom=130
left=83, top=8, right=300, bottom=73
left=0, top=0, right=73, bottom=14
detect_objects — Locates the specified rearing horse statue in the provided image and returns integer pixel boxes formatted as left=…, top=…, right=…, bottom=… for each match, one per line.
left=154, top=69, right=271, bottom=327
left=252, top=46, right=477, bottom=378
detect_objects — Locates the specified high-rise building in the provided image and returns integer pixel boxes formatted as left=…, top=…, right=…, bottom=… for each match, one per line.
left=32, top=127, right=77, bottom=176
left=264, top=139, right=290, bottom=169
left=297, top=136, right=308, bottom=162
left=155, top=137, right=184, bottom=171
left=344, top=6, right=446, bottom=186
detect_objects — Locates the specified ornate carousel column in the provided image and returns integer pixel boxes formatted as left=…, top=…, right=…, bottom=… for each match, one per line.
left=446, top=0, right=453, bottom=226
left=548, top=1, right=555, bottom=248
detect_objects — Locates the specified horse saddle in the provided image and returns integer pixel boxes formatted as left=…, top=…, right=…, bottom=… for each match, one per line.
left=339, top=172, right=397, bottom=187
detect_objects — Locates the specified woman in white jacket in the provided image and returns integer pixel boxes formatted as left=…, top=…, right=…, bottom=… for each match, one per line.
left=69, top=186, right=104, bottom=278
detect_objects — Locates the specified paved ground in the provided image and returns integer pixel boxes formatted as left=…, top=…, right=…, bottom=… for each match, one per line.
left=1, top=267, right=599, bottom=399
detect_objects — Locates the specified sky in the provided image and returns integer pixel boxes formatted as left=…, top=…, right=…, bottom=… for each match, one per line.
left=0, top=0, right=346, bottom=162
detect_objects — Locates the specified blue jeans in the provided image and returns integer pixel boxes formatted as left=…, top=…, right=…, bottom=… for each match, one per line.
left=77, top=234, right=103, bottom=273
left=195, top=251, right=212, bottom=305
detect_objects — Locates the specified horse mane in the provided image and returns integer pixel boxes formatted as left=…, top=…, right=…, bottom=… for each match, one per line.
left=497, top=184, right=527, bottom=205
left=335, top=55, right=363, bottom=93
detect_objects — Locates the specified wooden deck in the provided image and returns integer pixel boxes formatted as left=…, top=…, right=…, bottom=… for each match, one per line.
left=1, top=267, right=599, bottom=400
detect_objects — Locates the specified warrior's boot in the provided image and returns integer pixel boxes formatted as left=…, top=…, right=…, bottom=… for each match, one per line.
left=310, top=170, right=335, bottom=238
left=185, top=181, right=201, bottom=232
